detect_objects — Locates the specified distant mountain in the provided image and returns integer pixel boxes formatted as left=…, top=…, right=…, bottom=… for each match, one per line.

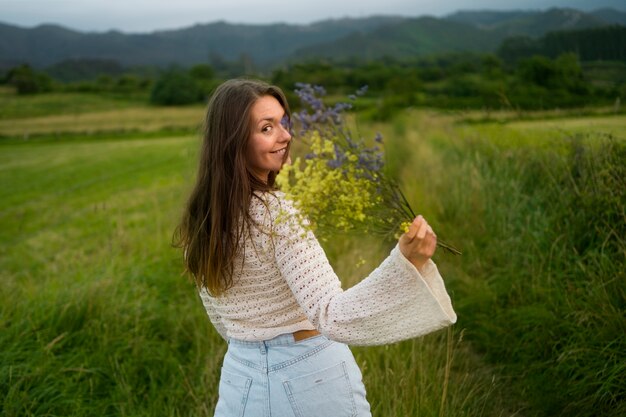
left=0, top=16, right=403, bottom=69
left=151, top=16, right=405, bottom=65
left=444, top=10, right=533, bottom=28
left=289, top=7, right=620, bottom=62
left=0, top=22, right=187, bottom=68
left=291, top=17, right=500, bottom=61
left=590, top=8, right=626, bottom=25
left=445, top=7, right=609, bottom=37
left=0, top=8, right=622, bottom=72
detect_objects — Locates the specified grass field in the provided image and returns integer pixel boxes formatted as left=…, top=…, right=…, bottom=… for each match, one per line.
left=1, top=92, right=624, bottom=416
left=0, top=107, right=206, bottom=137
left=0, top=89, right=148, bottom=119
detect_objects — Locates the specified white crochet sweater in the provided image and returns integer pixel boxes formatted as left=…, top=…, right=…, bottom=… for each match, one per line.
left=198, top=192, right=457, bottom=346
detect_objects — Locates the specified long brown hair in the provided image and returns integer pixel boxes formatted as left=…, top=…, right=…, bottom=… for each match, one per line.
left=173, top=79, right=291, bottom=296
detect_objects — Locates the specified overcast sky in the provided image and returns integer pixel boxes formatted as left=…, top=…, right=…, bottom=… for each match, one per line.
left=1, top=0, right=624, bottom=32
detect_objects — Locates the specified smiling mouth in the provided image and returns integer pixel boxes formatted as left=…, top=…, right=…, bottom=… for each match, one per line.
left=271, top=147, right=287, bottom=154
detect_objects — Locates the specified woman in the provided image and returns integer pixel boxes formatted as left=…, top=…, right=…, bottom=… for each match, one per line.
left=175, top=79, right=457, bottom=416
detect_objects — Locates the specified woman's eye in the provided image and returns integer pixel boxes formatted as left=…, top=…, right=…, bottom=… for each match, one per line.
left=262, top=125, right=272, bottom=133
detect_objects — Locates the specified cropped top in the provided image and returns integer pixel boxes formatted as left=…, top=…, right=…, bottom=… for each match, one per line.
left=198, top=191, right=456, bottom=346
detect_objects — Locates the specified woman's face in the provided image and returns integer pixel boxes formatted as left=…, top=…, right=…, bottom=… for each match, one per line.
left=246, top=95, right=291, bottom=182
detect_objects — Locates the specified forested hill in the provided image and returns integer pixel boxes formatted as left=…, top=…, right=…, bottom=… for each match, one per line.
left=498, top=25, right=626, bottom=63
left=297, top=7, right=625, bottom=62
left=589, top=8, right=626, bottom=25
left=0, top=16, right=404, bottom=68
left=289, top=17, right=500, bottom=62
left=0, top=7, right=623, bottom=70
left=445, top=7, right=624, bottom=34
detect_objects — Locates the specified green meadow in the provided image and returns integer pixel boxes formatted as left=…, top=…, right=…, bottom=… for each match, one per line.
left=1, top=91, right=624, bottom=416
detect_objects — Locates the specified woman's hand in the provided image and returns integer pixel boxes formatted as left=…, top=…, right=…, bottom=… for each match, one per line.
left=399, top=215, right=437, bottom=270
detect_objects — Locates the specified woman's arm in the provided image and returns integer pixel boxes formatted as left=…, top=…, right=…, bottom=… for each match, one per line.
left=268, top=194, right=457, bottom=346
left=198, top=289, right=229, bottom=341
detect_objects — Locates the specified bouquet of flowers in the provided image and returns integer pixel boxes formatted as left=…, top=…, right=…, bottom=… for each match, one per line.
left=277, top=83, right=460, bottom=255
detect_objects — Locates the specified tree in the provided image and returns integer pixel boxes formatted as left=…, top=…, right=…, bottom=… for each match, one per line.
left=189, top=64, right=214, bottom=80
left=518, top=56, right=558, bottom=89
left=517, top=53, right=588, bottom=94
left=6, top=64, right=53, bottom=94
left=149, top=68, right=203, bottom=105
left=553, top=53, right=588, bottom=94
left=498, top=36, right=542, bottom=65
left=188, top=64, right=218, bottom=96
left=481, top=54, right=504, bottom=79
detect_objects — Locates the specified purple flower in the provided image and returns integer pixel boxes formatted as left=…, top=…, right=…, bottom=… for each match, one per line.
left=294, top=82, right=385, bottom=176
left=313, top=85, right=327, bottom=96
left=327, top=159, right=343, bottom=169
left=281, top=114, right=293, bottom=135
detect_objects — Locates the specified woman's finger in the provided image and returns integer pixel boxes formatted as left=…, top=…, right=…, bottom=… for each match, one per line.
left=416, top=219, right=429, bottom=240
left=404, top=215, right=422, bottom=241
left=427, top=226, right=438, bottom=253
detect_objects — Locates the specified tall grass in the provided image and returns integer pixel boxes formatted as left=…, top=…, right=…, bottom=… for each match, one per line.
left=0, top=135, right=225, bottom=416
left=395, top=111, right=625, bottom=416
left=324, top=236, right=519, bottom=417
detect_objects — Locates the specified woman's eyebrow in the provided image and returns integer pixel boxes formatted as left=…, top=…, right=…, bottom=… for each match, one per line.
left=257, top=113, right=286, bottom=124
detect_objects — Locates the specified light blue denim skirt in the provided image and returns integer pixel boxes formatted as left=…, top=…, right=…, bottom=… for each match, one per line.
left=214, top=333, right=372, bottom=417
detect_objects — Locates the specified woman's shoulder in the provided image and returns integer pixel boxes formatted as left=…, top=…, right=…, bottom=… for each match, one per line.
left=252, top=190, right=284, bottom=203
left=249, top=190, right=304, bottom=230
left=249, top=191, right=282, bottom=223
left=250, top=190, right=295, bottom=213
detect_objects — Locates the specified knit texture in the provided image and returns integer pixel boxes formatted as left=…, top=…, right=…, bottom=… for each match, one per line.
left=198, top=192, right=457, bottom=346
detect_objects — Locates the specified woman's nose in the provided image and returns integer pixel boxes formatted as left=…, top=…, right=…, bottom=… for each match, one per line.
left=281, top=124, right=292, bottom=141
